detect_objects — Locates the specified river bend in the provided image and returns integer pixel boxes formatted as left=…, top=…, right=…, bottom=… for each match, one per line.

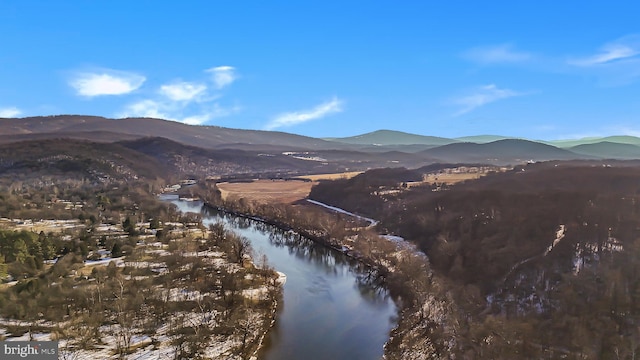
left=169, top=198, right=397, bottom=360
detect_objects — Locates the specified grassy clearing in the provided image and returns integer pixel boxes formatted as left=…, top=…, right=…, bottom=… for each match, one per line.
left=294, top=171, right=363, bottom=181
left=217, top=170, right=489, bottom=205
left=217, top=180, right=317, bottom=204
left=217, top=171, right=365, bottom=203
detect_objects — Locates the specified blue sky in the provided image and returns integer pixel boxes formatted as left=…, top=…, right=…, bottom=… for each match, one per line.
left=1, top=1, right=639, bottom=139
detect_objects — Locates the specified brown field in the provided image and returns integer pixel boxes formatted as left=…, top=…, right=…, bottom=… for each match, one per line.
left=294, top=171, right=363, bottom=181
left=216, top=170, right=491, bottom=204
left=217, top=172, right=363, bottom=203
left=217, top=179, right=317, bottom=204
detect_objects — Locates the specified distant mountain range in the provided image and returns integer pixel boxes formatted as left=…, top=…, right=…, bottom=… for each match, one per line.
left=567, top=142, right=640, bottom=160
left=3, top=115, right=640, bottom=165
left=421, top=139, right=586, bottom=163
left=0, top=115, right=339, bottom=151
left=545, top=135, right=640, bottom=148
left=324, top=129, right=457, bottom=146
left=323, top=129, right=640, bottom=162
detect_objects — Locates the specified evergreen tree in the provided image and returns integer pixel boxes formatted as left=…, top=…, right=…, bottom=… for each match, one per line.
left=111, top=242, right=123, bottom=258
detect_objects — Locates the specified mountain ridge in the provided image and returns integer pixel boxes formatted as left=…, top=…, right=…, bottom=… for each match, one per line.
left=568, top=141, right=640, bottom=159
left=3, top=115, right=640, bottom=161
left=421, top=139, right=592, bottom=164
left=0, top=115, right=352, bottom=151
left=323, top=129, right=458, bottom=146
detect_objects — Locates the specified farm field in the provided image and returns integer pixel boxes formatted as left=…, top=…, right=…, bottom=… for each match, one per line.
left=217, top=172, right=364, bottom=203
left=294, top=171, right=363, bottom=181
left=217, top=179, right=317, bottom=203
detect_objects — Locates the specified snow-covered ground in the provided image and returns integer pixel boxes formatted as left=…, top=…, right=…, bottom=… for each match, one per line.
left=306, top=199, right=379, bottom=226
left=544, top=225, right=565, bottom=256
left=380, top=234, right=424, bottom=255
left=573, top=235, right=623, bottom=274
left=306, top=199, right=427, bottom=257
left=84, top=256, right=125, bottom=267
left=275, top=271, right=287, bottom=285
left=0, top=239, right=280, bottom=360
left=291, top=155, right=327, bottom=162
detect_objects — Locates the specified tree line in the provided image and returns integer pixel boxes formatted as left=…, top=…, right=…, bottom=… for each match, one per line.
left=308, top=162, right=640, bottom=358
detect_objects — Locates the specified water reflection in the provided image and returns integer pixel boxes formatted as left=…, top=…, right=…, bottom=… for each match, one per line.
left=171, top=200, right=397, bottom=360
left=203, top=206, right=362, bottom=273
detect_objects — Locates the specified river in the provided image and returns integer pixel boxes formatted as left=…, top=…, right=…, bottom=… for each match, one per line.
left=169, top=198, right=397, bottom=360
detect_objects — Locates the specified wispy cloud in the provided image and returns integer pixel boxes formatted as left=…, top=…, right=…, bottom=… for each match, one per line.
left=207, top=66, right=236, bottom=89
left=464, top=44, right=532, bottom=64
left=159, top=81, right=207, bottom=102
left=564, top=35, right=640, bottom=86
left=120, top=99, right=239, bottom=125
left=568, top=35, right=640, bottom=66
left=265, top=97, right=343, bottom=130
left=0, top=106, right=22, bottom=118
left=120, top=100, right=168, bottom=119
left=181, top=114, right=211, bottom=126
left=451, top=84, right=525, bottom=116
left=69, top=69, right=145, bottom=97
left=119, top=66, right=241, bottom=125
left=181, top=104, right=241, bottom=125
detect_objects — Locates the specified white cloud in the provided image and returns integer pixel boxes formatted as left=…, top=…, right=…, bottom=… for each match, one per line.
left=206, top=103, right=241, bottom=118
left=451, top=84, right=524, bottom=116
left=181, top=114, right=211, bottom=125
left=265, top=97, right=343, bottom=130
left=464, top=44, right=532, bottom=64
left=181, top=104, right=241, bottom=125
left=119, top=100, right=168, bottom=119
left=159, top=81, right=207, bottom=102
left=0, top=107, right=22, bottom=118
left=119, top=99, right=239, bottom=125
left=207, top=66, right=236, bottom=89
left=117, top=65, right=241, bottom=125
left=70, top=70, right=145, bottom=97
left=569, top=35, right=640, bottom=66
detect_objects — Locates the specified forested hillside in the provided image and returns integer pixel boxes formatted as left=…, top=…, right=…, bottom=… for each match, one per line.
left=0, top=138, right=282, bottom=359
left=310, top=161, right=640, bottom=358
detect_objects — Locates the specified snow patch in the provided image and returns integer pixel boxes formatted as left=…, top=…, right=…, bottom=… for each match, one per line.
left=306, top=199, right=379, bottom=226
left=544, top=225, right=565, bottom=256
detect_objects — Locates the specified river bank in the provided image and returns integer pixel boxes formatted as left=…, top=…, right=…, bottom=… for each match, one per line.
left=202, top=201, right=390, bottom=278
left=0, top=224, right=282, bottom=360
left=198, top=197, right=454, bottom=359
left=190, top=199, right=397, bottom=360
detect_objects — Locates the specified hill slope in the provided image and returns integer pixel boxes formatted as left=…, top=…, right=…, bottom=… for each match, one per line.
left=454, top=135, right=513, bottom=143
left=117, top=137, right=357, bottom=177
left=0, top=138, right=169, bottom=183
left=0, top=115, right=351, bottom=151
left=324, top=129, right=458, bottom=146
left=569, top=141, right=640, bottom=159
left=309, top=162, right=640, bottom=358
left=422, top=139, right=588, bottom=163
left=548, top=135, right=640, bottom=148
left=8, top=115, right=640, bottom=163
